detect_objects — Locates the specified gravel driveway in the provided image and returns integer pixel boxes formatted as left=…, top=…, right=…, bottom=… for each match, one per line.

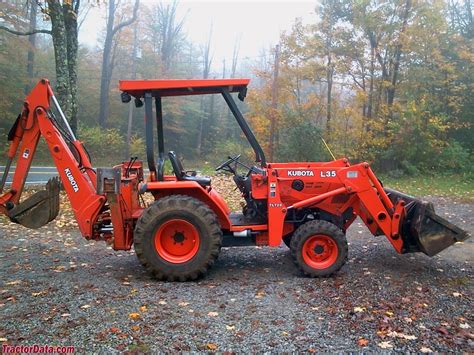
left=0, top=196, right=472, bottom=352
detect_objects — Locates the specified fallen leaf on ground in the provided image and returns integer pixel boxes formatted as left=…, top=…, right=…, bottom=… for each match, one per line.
left=437, top=327, right=449, bottom=335
left=420, top=347, right=433, bottom=353
left=110, top=327, right=120, bottom=333
left=226, top=325, right=235, bottom=330
left=31, top=291, right=46, bottom=297
left=80, top=304, right=91, bottom=309
left=178, top=302, right=190, bottom=307
left=378, top=341, right=393, bottom=349
left=131, top=325, right=140, bottom=331
left=139, top=305, right=147, bottom=312
left=459, top=323, right=470, bottom=329
left=129, top=313, right=140, bottom=319
left=208, top=311, right=218, bottom=317
left=61, top=313, right=71, bottom=317
left=358, top=338, right=369, bottom=347
left=207, top=343, right=217, bottom=350
left=354, top=306, right=366, bottom=313
left=158, top=300, right=167, bottom=305
left=452, top=292, right=461, bottom=297
left=5, top=280, right=21, bottom=285
left=387, top=331, right=417, bottom=340
left=0, top=338, right=7, bottom=342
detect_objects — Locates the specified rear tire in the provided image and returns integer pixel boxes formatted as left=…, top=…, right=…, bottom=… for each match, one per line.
left=134, top=195, right=222, bottom=281
left=290, top=220, right=348, bottom=277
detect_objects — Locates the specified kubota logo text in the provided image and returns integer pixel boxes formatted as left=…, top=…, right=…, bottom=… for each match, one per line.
left=288, top=170, right=314, bottom=177
left=64, top=168, right=79, bottom=192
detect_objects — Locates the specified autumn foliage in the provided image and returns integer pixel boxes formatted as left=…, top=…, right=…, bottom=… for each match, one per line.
left=0, top=0, right=472, bottom=177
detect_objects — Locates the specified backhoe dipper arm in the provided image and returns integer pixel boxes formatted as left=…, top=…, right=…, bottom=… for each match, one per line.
left=0, top=79, right=105, bottom=237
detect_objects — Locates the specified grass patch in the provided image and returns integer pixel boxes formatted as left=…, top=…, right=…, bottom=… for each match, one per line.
left=381, top=174, right=474, bottom=201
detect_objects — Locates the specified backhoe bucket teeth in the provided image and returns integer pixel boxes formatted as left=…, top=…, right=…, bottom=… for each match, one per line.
left=385, top=188, right=470, bottom=256
left=8, top=177, right=61, bottom=229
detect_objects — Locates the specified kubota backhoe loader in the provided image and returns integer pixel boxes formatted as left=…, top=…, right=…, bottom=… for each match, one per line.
left=0, top=78, right=469, bottom=281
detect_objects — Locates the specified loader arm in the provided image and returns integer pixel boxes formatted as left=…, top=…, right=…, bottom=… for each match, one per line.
left=0, top=79, right=105, bottom=237
left=266, top=161, right=469, bottom=255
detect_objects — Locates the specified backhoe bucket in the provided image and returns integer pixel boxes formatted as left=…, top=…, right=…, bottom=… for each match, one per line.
left=385, top=188, right=470, bottom=256
left=8, top=177, right=61, bottom=229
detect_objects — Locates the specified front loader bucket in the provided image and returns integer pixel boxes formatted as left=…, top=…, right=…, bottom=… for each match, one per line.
left=8, top=177, right=61, bottom=229
left=385, top=188, right=470, bottom=256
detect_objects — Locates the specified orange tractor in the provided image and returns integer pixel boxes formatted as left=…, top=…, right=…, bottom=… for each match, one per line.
left=0, top=78, right=469, bottom=281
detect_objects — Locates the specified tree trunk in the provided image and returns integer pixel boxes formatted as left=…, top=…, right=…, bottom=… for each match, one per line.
left=25, top=1, right=37, bottom=94
left=230, top=40, right=240, bottom=139
left=98, top=0, right=116, bottom=128
left=98, top=0, right=139, bottom=128
left=367, top=46, right=374, bottom=121
left=269, top=45, right=280, bottom=162
left=47, top=0, right=72, bottom=121
left=126, top=23, right=139, bottom=159
left=2, top=1, right=79, bottom=134
left=197, top=24, right=212, bottom=155
left=387, top=0, right=412, bottom=107
left=63, top=1, right=79, bottom=135
left=326, top=55, right=333, bottom=139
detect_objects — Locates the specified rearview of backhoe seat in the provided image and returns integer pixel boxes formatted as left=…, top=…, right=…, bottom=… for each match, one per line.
left=168, top=151, right=211, bottom=186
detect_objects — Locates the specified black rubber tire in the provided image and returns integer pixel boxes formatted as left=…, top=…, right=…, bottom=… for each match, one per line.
left=283, top=234, right=292, bottom=248
left=134, top=195, right=222, bottom=281
left=290, top=220, right=348, bottom=277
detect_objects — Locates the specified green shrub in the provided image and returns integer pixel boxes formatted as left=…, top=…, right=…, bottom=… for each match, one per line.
left=277, top=121, right=329, bottom=162
left=437, top=141, right=472, bottom=173
left=79, top=126, right=125, bottom=165
left=129, top=135, right=146, bottom=158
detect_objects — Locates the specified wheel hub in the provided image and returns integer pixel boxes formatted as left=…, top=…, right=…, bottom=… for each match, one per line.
left=314, top=245, right=324, bottom=254
left=154, top=219, right=200, bottom=263
left=173, top=231, right=186, bottom=243
left=302, top=234, right=339, bottom=270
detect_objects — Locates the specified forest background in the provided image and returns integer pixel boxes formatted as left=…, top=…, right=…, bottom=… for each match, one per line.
left=0, top=0, right=472, bottom=183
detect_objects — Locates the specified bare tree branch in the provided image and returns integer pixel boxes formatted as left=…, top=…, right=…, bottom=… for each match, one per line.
left=0, top=25, right=51, bottom=36
left=78, top=1, right=91, bottom=31
left=111, top=0, right=139, bottom=36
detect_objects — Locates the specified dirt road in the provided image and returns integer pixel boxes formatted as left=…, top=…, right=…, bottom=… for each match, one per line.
left=0, top=196, right=472, bottom=352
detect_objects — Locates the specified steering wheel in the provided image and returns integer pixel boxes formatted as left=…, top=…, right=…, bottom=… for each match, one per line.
left=215, top=154, right=241, bottom=173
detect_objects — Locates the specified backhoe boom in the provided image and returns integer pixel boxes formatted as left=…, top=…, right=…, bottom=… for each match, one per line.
left=0, top=79, right=105, bottom=237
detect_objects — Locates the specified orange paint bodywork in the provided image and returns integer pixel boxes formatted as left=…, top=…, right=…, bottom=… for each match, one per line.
left=1, top=79, right=411, bottom=255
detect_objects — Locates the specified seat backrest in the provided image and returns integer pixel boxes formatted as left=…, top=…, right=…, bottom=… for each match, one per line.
left=168, top=151, right=184, bottom=179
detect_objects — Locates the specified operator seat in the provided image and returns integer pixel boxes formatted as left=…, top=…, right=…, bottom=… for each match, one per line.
left=168, top=151, right=211, bottom=186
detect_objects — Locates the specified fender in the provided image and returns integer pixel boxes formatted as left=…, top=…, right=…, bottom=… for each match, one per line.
left=144, top=180, right=232, bottom=229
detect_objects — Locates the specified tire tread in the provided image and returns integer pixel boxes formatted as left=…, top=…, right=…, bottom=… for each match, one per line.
left=134, top=195, right=222, bottom=281
left=290, top=220, right=348, bottom=277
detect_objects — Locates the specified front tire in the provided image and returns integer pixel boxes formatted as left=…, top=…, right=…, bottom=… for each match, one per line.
left=134, top=195, right=222, bottom=281
left=290, top=220, right=348, bottom=277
